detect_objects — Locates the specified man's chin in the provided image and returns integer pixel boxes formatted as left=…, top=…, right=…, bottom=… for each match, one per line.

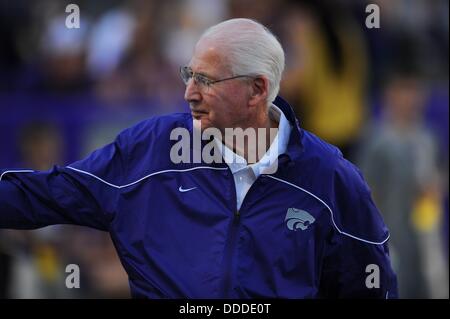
left=193, top=115, right=208, bottom=126
left=193, top=116, right=210, bottom=130
left=199, top=119, right=215, bottom=132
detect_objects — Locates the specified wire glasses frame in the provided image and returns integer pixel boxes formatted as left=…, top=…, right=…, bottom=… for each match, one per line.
left=180, top=66, right=254, bottom=92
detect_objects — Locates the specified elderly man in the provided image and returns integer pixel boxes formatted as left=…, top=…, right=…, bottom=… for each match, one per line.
left=0, top=19, right=397, bottom=298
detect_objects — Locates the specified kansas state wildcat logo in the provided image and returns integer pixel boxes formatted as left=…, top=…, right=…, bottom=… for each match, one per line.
left=285, top=208, right=315, bottom=231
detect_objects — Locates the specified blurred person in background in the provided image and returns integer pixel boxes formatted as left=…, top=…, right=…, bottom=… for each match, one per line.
left=357, top=74, right=448, bottom=298
left=281, top=1, right=368, bottom=159
left=1, top=122, right=67, bottom=298
left=1, top=122, right=129, bottom=298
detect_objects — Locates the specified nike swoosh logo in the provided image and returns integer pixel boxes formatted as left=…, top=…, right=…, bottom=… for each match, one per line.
left=178, top=186, right=197, bottom=193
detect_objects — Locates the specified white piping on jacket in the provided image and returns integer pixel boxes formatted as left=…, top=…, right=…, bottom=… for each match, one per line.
left=266, top=175, right=390, bottom=245
left=0, top=170, right=34, bottom=181
left=66, top=166, right=228, bottom=189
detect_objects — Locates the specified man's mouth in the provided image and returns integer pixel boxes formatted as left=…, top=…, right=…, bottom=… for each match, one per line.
left=191, top=109, right=209, bottom=119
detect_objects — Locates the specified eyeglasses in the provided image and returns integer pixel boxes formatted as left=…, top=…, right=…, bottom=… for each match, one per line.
left=180, top=66, right=254, bottom=92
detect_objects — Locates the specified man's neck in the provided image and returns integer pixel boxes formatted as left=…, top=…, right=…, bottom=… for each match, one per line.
left=223, top=107, right=279, bottom=164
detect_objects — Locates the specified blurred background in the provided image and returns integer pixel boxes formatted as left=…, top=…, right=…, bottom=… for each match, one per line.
left=0, top=0, right=448, bottom=298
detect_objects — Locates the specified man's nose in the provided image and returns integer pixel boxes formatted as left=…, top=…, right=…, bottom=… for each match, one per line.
left=184, top=79, right=202, bottom=102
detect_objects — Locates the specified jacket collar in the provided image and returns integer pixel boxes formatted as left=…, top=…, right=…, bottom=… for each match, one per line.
left=272, top=96, right=304, bottom=162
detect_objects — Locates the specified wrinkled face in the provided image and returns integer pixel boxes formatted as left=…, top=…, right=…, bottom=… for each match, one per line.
left=184, top=40, right=252, bottom=132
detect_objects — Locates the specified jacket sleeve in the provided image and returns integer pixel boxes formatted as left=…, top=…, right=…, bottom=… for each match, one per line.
left=319, top=158, right=398, bottom=298
left=0, top=131, right=129, bottom=231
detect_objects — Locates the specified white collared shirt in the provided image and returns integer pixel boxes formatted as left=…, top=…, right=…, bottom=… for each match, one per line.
left=216, top=104, right=292, bottom=210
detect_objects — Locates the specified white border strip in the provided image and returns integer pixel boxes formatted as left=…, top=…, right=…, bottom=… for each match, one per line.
left=0, top=170, right=34, bottom=181
left=66, top=166, right=228, bottom=189
left=266, top=175, right=389, bottom=245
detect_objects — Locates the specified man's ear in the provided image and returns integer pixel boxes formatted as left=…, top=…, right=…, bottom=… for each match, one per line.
left=248, top=76, right=269, bottom=107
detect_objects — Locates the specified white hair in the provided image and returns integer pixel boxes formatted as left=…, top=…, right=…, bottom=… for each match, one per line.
left=198, top=18, right=285, bottom=106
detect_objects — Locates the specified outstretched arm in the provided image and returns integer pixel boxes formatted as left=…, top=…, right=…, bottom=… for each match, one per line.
left=0, top=132, right=128, bottom=231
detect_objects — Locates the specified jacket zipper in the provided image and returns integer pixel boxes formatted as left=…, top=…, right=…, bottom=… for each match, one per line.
left=221, top=167, right=261, bottom=297
left=222, top=209, right=240, bottom=297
